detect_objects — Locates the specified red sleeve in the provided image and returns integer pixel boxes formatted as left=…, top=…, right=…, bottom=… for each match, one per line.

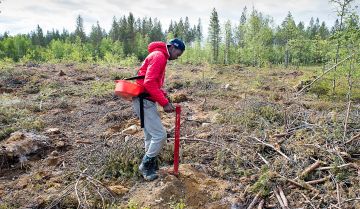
left=143, top=53, right=169, bottom=106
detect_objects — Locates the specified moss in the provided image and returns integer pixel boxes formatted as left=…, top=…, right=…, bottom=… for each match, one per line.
left=250, top=166, right=273, bottom=196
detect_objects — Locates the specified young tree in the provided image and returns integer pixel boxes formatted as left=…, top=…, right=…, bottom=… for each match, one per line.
left=235, top=6, right=247, bottom=48
left=329, top=0, right=355, bottom=93
left=124, top=12, right=136, bottom=55
left=196, top=18, right=203, bottom=41
left=184, top=16, right=191, bottom=43
left=149, top=18, right=164, bottom=42
left=30, top=25, right=45, bottom=46
left=75, top=15, right=86, bottom=43
left=277, top=12, right=299, bottom=67
left=318, top=21, right=330, bottom=39
left=90, top=21, right=104, bottom=58
left=224, top=20, right=233, bottom=65
left=174, top=18, right=185, bottom=40
left=208, top=8, right=221, bottom=63
left=109, top=17, right=120, bottom=41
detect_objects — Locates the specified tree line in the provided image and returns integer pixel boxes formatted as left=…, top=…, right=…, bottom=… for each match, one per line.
left=0, top=2, right=359, bottom=69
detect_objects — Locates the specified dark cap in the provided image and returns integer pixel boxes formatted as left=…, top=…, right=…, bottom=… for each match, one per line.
left=168, top=38, right=185, bottom=51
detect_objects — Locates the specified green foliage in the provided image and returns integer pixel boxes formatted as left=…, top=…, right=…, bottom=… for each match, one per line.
left=0, top=7, right=359, bottom=74
left=101, top=145, right=143, bottom=179
left=250, top=166, right=273, bottom=196
left=170, top=199, right=186, bottom=209
left=208, top=8, right=221, bottom=63
left=0, top=35, right=32, bottom=61
left=89, top=81, right=114, bottom=97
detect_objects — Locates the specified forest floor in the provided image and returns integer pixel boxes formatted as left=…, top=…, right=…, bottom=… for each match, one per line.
left=0, top=62, right=359, bottom=209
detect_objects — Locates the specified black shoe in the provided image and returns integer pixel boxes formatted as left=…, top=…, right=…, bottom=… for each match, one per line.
left=139, top=155, right=158, bottom=181
left=154, top=156, right=160, bottom=171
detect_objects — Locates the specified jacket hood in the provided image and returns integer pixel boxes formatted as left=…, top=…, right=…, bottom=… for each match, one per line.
left=148, top=42, right=170, bottom=59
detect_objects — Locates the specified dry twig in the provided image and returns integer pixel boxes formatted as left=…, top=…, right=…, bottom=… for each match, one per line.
left=299, top=161, right=322, bottom=179
left=274, top=188, right=287, bottom=209
left=300, top=192, right=316, bottom=209
left=257, top=199, right=264, bottom=209
left=276, top=173, right=319, bottom=193
left=248, top=136, right=291, bottom=161
left=345, top=132, right=360, bottom=144
left=257, top=153, right=270, bottom=166
left=247, top=192, right=261, bottom=209
left=278, top=186, right=289, bottom=208
left=306, top=176, right=330, bottom=185
left=316, top=163, right=357, bottom=171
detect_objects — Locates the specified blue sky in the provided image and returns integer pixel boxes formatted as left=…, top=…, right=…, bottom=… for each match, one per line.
left=0, top=0, right=358, bottom=36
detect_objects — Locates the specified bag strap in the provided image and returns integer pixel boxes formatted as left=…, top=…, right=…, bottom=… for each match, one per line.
left=138, top=93, right=150, bottom=128
left=124, top=75, right=145, bottom=80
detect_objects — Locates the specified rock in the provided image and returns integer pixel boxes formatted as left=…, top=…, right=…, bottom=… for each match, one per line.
left=50, top=150, right=59, bottom=156
left=124, top=135, right=130, bottom=142
left=15, top=176, right=31, bottom=189
left=201, top=123, right=211, bottom=128
left=196, top=132, right=212, bottom=139
left=45, top=156, right=59, bottom=166
left=55, top=141, right=65, bottom=148
left=121, top=125, right=140, bottom=135
left=171, top=93, right=188, bottom=103
left=59, top=70, right=66, bottom=76
left=223, top=84, right=231, bottom=90
left=46, top=128, right=60, bottom=134
left=108, top=185, right=129, bottom=195
left=1, top=131, right=50, bottom=158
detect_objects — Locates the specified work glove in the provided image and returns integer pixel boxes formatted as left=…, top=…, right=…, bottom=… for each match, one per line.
left=163, top=102, right=175, bottom=113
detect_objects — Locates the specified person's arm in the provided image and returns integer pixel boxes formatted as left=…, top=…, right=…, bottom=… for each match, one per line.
left=142, top=53, right=169, bottom=107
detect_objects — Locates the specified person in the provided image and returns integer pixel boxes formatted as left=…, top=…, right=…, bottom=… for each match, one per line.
left=132, top=38, right=185, bottom=181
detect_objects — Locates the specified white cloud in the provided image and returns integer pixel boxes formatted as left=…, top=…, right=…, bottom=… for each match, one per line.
left=0, top=0, right=357, bottom=36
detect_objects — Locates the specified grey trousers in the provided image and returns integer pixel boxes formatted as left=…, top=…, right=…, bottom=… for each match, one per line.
left=132, top=97, right=167, bottom=158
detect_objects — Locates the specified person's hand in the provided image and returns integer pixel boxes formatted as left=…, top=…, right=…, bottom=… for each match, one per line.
left=163, top=103, right=175, bottom=113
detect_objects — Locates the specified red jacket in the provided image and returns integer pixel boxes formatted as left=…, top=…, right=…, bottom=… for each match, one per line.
left=136, top=42, right=170, bottom=106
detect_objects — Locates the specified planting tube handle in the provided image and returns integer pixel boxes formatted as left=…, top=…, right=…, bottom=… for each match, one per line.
left=173, top=105, right=181, bottom=175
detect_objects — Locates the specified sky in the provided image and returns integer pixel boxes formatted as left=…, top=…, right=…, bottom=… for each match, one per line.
left=0, top=0, right=359, bottom=37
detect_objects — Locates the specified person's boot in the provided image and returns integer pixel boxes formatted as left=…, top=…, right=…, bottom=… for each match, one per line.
left=139, top=155, right=158, bottom=181
left=154, top=156, right=159, bottom=171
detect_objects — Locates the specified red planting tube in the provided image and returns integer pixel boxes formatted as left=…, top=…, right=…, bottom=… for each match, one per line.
left=173, top=105, right=181, bottom=175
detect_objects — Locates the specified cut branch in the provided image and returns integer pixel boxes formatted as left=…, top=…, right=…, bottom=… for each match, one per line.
left=247, top=192, right=261, bottom=209
left=274, top=188, right=287, bottom=209
left=278, top=186, right=289, bottom=208
left=248, top=136, right=291, bottom=161
left=345, top=132, right=360, bottom=144
left=276, top=173, right=319, bottom=193
left=316, top=163, right=358, bottom=171
left=306, top=176, right=330, bottom=185
left=299, top=161, right=322, bottom=179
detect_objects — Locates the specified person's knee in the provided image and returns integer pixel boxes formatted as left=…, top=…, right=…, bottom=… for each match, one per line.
left=152, top=129, right=167, bottom=142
